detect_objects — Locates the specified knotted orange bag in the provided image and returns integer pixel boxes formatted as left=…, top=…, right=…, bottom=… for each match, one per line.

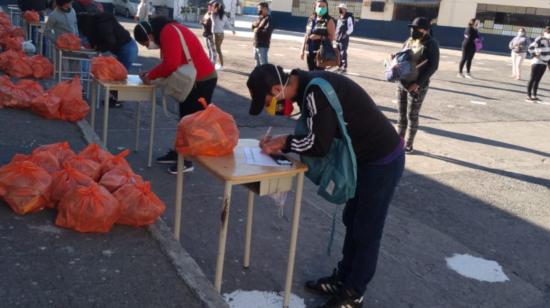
left=56, top=33, right=80, bottom=51
left=56, top=183, right=122, bottom=233
left=79, top=144, right=114, bottom=164
left=49, top=76, right=90, bottom=122
left=100, top=149, right=132, bottom=175
left=64, top=155, right=102, bottom=181
left=29, top=149, right=62, bottom=174
left=23, top=11, right=40, bottom=23
left=29, top=55, right=54, bottom=79
left=175, top=98, right=239, bottom=156
left=49, top=165, right=93, bottom=207
left=113, top=182, right=166, bottom=227
left=91, top=56, right=127, bottom=81
left=99, top=167, right=143, bottom=193
left=30, top=92, right=62, bottom=119
left=32, top=142, right=76, bottom=166
left=0, top=161, right=51, bottom=215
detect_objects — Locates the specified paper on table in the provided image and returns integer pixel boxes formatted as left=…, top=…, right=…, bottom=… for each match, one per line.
left=243, top=147, right=289, bottom=168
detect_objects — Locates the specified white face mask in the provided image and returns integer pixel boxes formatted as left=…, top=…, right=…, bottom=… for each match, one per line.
left=147, top=41, right=159, bottom=50
left=545, top=33, right=550, bottom=39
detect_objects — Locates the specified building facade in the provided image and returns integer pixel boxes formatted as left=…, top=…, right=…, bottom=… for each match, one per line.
left=244, top=0, right=550, bottom=53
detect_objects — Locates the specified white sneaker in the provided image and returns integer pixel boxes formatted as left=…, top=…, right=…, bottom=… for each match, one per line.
left=215, top=64, right=224, bottom=70
left=457, top=73, right=465, bottom=78
left=465, top=73, right=474, bottom=79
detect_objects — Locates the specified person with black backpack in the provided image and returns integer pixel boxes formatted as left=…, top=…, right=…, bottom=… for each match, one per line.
left=336, top=3, right=353, bottom=73
left=246, top=64, right=405, bottom=308
left=395, top=17, right=439, bottom=153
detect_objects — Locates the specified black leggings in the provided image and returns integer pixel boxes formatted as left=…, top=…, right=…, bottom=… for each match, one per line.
left=459, top=45, right=476, bottom=73
left=527, top=64, right=547, bottom=98
left=306, top=53, right=324, bottom=71
left=178, top=77, right=218, bottom=118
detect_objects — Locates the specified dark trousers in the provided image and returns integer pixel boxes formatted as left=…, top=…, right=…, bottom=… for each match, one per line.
left=338, top=37, right=349, bottom=69
left=307, top=53, right=324, bottom=71
left=338, top=152, right=405, bottom=295
left=397, top=83, right=429, bottom=147
left=527, top=64, right=547, bottom=98
left=459, top=44, right=476, bottom=73
left=178, top=77, right=218, bottom=119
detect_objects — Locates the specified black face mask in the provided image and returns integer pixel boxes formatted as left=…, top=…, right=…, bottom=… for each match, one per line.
left=411, top=28, right=423, bottom=40
left=339, top=9, right=343, bottom=14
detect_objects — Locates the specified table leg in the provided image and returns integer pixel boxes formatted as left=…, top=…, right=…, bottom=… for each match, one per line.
left=90, top=80, right=97, bottom=130
left=174, top=154, right=185, bottom=240
left=283, top=172, right=305, bottom=308
left=162, top=93, right=168, bottom=117
left=102, top=86, right=110, bottom=148
left=214, top=182, right=233, bottom=292
left=148, top=91, right=156, bottom=168
left=57, top=49, right=62, bottom=82
left=243, top=190, right=254, bottom=268
left=135, top=102, right=141, bottom=152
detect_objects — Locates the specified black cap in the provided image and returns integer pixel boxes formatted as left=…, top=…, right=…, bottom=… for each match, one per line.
left=408, top=17, right=430, bottom=30
left=246, top=64, right=285, bottom=115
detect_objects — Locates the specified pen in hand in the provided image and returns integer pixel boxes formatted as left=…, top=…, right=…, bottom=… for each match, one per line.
left=260, top=126, right=272, bottom=149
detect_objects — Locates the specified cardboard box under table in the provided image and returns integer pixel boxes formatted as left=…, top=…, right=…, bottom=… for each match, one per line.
left=89, top=74, right=157, bottom=167
left=173, top=139, right=308, bottom=308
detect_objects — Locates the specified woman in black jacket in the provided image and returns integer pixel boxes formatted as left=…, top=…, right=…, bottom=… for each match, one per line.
left=458, top=18, right=479, bottom=79
left=300, top=0, right=336, bottom=71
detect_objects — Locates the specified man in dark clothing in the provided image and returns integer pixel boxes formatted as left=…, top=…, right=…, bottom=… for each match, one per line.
left=247, top=64, right=405, bottom=308
left=251, top=2, right=273, bottom=66
left=335, top=3, right=353, bottom=73
left=396, top=16, right=439, bottom=153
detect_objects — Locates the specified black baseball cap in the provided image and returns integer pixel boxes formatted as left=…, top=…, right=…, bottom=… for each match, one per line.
left=246, top=64, right=286, bottom=115
left=408, top=17, right=430, bottom=30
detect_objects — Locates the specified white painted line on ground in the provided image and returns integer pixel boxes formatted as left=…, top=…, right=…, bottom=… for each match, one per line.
left=223, top=290, right=306, bottom=308
left=238, top=44, right=248, bottom=47
left=391, top=99, right=398, bottom=104
left=346, top=72, right=360, bottom=76
left=470, top=100, right=487, bottom=105
left=273, top=53, right=285, bottom=57
left=535, top=100, right=550, bottom=105
left=446, top=254, right=509, bottom=283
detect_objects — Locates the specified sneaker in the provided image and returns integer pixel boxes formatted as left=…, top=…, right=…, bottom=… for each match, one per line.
left=457, top=73, right=465, bottom=78
left=305, top=269, right=343, bottom=296
left=404, top=144, right=414, bottom=154
left=532, top=97, right=541, bottom=101
left=525, top=97, right=536, bottom=103
left=318, top=288, right=364, bottom=308
left=215, top=64, right=224, bottom=70
left=167, top=161, right=194, bottom=174
left=156, top=149, right=177, bottom=164
left=340, top=68, right=347, bottom=74
left=465, top=73, right=474, bottom=79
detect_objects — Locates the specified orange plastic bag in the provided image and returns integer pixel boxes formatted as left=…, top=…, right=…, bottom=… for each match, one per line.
left=100, top=149, right=132, bottom=175
left=0, top=76, right=16, bottom=108
left=7, top=52, right=32, bottom=77
left=23, top=11, right=40, bottom=23
left=3, top=79, right=45, bottom=109
left=0, top=50, right=24, bottom=72
left=30, top=92, right=61, bottom=119
left=175, top=98, right=239, bottom=156
left=113, top=182, right=166, bottom=227
left=56, top=33, right=80, bottom=51
left=49, top=165, right=93, bottom=207
left=29, top=55, right=53, bottom=79
left=30, top=150, right=62, bottom=174
left=1, top=35, right=24, bottom=52
left=49, top=76, right=90, bottom=122
left=56, top=183, right=122, bottom=233
left=32, top=142, right=77, bottom=166
left=99, top=167, right=143, bottom=193
left=91, top=56, right=127, bottom=81
left=64, top=155, right=102, bottom=181
left=79, top=144, right=114, bottom=164
left=0, top=12, right=11, bottom=27
left=0, top=161, right=51, bottom=215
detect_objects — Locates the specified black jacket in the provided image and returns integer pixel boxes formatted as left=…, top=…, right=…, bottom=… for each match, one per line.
left=284, top=70, right=401, bottom=164
left=252, top=15, right=273, bottom=48
left=18, top=0, right=48, bottom=11
left=462, top=26, right=479, bottom=49
left=78, top=13, right=131, bottom=53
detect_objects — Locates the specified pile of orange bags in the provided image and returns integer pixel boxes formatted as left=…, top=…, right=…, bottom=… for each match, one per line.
left=0, top=50, right=53, bottom=78
left=0, top=143, right=166, bottom=233
left=56, top=33, right=81, bottom=51
left=0, top=76, right=44, bottom=109
left=0, top=13, right=25, bottom=52
left=176, top=98, right=239, bottom=156
left=23, top=10, right=40, bottom=23
left=91, top=56, right=127, bottom=81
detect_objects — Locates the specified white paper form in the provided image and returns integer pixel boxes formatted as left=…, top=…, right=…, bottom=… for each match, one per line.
left=243, top=147, right=289, bottom=168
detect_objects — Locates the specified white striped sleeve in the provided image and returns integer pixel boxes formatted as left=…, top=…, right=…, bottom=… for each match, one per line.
left=290, top=92, right=317, bottom=152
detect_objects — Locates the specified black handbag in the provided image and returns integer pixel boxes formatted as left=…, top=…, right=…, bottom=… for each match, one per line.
left=316, top=38, right=340, bottom=68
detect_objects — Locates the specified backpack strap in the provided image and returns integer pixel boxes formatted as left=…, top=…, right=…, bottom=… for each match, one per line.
left=171, top=24, right=193, bottom=64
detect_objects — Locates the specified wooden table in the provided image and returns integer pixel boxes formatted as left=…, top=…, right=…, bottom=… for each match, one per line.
left=173, top=139, right=308, bottom=308
left=89, top=75, right=157, bottom=167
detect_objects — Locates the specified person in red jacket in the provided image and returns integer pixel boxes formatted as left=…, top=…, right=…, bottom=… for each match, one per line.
left=134, top=17, right=217, bottom=174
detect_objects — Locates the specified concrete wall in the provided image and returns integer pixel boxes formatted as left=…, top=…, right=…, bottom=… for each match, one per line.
left=360, top=1, right=394, bottom=21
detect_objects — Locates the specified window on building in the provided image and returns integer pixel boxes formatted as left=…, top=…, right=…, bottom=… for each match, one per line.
left=393, top=3, right=440, bottom=22
left=476, top=3, right=550, bottom=37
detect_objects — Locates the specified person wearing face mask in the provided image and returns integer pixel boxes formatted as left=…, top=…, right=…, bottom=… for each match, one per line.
left=247, top=64, right=404, bottom=308
left=396, top=17, right=439, bottom=153
left=458, top=18, right=480, bottom=79
left=509, top=28, right=531, bottom=80
left=335, top=3, right=353, bottom=73
left=133, top=17, right=217, bottom=174
left=301, top=0, right=336, bottom=71
left=525, top=27, right=550, bottom=103
left=251, top=2, right=273, bottom=67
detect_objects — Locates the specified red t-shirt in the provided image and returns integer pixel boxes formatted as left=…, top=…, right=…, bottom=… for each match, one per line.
left=147, top=23, right=215, bottom=81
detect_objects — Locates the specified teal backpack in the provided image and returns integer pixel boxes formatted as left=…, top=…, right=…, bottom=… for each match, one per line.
left=295, top=78, right=357, bottom=205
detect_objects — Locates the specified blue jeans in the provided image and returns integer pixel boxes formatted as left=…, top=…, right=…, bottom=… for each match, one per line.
left=115, top=40, right=138, bottom=70
left=254, top=47, right=269, bottom=66
left=338, top=151, right=405, bottom=295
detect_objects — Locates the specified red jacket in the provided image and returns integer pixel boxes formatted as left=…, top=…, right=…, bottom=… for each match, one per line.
left=148, top=23, right=215, bottom=81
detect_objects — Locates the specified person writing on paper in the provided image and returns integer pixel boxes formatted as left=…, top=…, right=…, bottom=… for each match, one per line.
left=246, top=64, right=405, bottom=308
left=133, top=16, right=217, bottom=174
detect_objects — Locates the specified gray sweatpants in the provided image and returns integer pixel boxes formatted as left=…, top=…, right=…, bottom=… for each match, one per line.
left=397, top=82, right=430, bottom=147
